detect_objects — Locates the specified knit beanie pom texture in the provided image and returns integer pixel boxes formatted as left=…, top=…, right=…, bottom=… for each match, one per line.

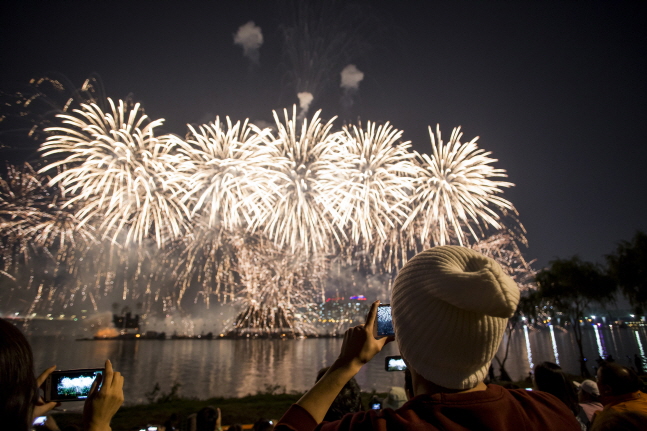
left=391, top=245, right=520, bottom=390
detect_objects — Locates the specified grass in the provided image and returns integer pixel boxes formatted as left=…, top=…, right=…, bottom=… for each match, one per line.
left=50, top=376, right=565, bottom=430
left=52, top=386, right=391, bottom=431
left=54, top=392, right=303, bottom=430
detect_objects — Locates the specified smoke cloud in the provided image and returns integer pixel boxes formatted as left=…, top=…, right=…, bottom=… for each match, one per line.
left=233, top=21, right=264, bottom=65
left=340, top=64, right=364, bottom=114
left=297, top=92, right=314, bottom=119
left=340, top=64, right=364, bottom=90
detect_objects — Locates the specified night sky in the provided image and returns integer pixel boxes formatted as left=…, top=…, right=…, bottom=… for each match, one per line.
left=2, top=0, right=646, bottom=269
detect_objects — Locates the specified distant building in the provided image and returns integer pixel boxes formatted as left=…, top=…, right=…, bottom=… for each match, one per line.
left=318, top=295, right=370, bottom=331
left=113, top=312, right=140, bottom=331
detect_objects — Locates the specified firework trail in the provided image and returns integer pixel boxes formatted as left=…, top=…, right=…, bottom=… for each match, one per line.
left=405, top=125, right=515, bottom=247
left=280, top=1, right=378, bottom=115
left=0, top=163, right=97, bottom=314
left=172, top=223, right=240, bottom=309
left=167, top=118, right=277, bottom=309
left=40, top=98, right=190, bottom=247
left=0, top=74, right=106, bottom=149
left=254, top=106, right=346, bottom=255
left=337, top=121, right=419, bottom=269
left=470, top=232, right=536, bottom=291
left=232, top=234, right=326, bottom=335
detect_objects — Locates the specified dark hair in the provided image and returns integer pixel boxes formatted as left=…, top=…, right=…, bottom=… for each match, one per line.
left=597, top=363, right=643, bottom=396
left=0, top=318, right=39, bottom=431
left=196, top=406, right=219, bottom=431
left=316, top=367, right=364, bottom=421
left=252, top=418, right=274, bottom=431
left=534, top=362, right=579, bottom=416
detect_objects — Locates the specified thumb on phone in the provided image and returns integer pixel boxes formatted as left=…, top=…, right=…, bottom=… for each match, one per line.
left=89, top=372, right=103, bottom=397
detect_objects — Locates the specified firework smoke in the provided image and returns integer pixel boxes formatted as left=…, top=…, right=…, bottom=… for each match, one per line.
left=233, top=21, right=264, bottom=65
left=340, top=64, right=364, bottom=113
left=297, top=92, right=314, bottom=119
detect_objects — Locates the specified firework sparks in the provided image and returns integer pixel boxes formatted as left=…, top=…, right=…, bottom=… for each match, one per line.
left=0, top=163, right=97, bottom=313
left=337, top=121, right=418, bottom=267
left=172, top=117, right=273, bottom=232
left=1, top=91, right=528, bottom=334
left=254, top=107, right=346, bottom=255
left=40, top=98, right=190, bottom=246
left=405, top=125, right=515, bottom=247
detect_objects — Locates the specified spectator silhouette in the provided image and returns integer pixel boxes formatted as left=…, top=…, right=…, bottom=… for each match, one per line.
left=592, top=362, right=647, bottom=426
left=195, top=406, right=221, bottom=431
left=574, top=379, right=603, bottom=422
left=0, top=318, right=123, bottom=431
left=253, top=418, right=274, bottom=431
left=590, top=410, right=647, bottom=431
left=534, top=362, right=588, bottom=429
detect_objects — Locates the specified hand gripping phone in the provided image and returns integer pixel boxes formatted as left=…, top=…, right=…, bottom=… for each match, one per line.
left=42, top=368, right=103, bottom=402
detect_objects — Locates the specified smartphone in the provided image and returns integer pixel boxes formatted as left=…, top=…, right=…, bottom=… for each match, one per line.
left=370, top=401, right=382, bottom=409
left=385, top=355, right=407, bottom=371
left=43, top=368, right=103, bottom=402
left=33, top=416, right=47, bottom=426
left=374, top=304, right=394, bottom=338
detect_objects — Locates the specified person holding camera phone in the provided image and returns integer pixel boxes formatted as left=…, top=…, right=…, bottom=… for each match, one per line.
left=0, top=318, right=124, bottom=431
left=275, top=246, right=581, bottom=430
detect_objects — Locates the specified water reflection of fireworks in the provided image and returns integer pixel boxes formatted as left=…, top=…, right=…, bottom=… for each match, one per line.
left=1, top=97, right=529, bottom=334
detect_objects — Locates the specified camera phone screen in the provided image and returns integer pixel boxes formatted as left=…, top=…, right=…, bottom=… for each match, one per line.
left=55, top=370, right=102, bottom=400
left=377, top=306, right=394, bottom=337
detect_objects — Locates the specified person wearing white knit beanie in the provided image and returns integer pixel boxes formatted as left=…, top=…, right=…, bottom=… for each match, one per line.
left=276, top=246, right=582, bottom=431
left=391, top=245, right=520, bottom=390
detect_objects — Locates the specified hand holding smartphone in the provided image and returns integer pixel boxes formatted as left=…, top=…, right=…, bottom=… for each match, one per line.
left=42, top=368, right=104, bottom=402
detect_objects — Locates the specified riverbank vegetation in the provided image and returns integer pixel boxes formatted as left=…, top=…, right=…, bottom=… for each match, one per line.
left=495, top=231, right=647, bottom=380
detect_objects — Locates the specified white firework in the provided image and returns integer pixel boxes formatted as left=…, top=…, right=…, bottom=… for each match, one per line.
left=255, top=106, right=347, bottom=255
left=338, top=122, right=418, bottom=253
left=171, top=117, right=273, bottom=231
left=40, top=99, right=190, bottom=246
left=406, top=125, right=514, bottom=247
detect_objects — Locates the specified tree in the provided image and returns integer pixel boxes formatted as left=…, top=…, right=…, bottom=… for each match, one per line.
left=606, top=231, right=647, bottom=315
left=494, top=291, right=542, bottom=382
left=535, top=257, right=616, bottom=377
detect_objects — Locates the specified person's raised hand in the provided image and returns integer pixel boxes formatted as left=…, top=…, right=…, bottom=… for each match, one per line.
left=83, top=360, right=124, bottom=431
left=33, top=365, right=60, bottom=420
left=337, top=300, right=392, bottom=370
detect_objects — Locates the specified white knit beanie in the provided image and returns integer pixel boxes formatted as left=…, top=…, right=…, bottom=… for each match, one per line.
left=391, top=245, right=520, bottom=390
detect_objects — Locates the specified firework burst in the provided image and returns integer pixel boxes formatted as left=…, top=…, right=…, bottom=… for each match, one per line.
left=406, top=125, right=515, bottom=247
left=255, top=107, right=346, bottom=255
left=1, top=88, right=529, bottom=333
left=40, top=98, right=190, bottom=246
left=232, top=234, right=326, bottom=335
left=171, top=117, right=273, bottom=231
left=337, top=121, right=419, bottom=268
left=0, top=163, right=98, bottom=314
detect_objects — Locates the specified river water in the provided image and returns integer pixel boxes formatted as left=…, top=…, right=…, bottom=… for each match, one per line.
left=29, top=324, right=647, bottom=405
